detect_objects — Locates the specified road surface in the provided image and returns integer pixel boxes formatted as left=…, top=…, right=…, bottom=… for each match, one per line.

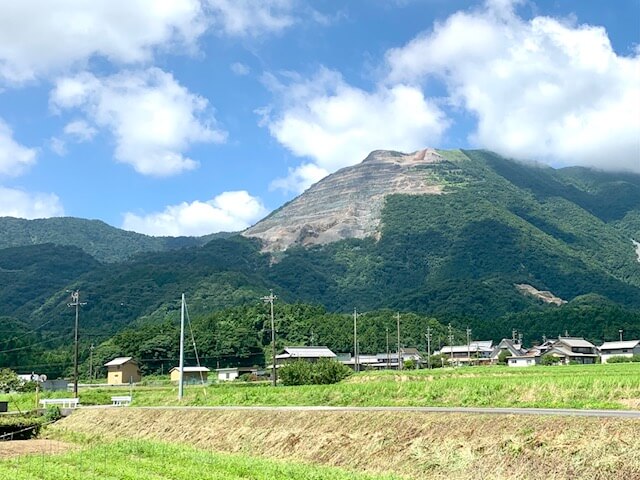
left=98, top=405, right=640, bottom=418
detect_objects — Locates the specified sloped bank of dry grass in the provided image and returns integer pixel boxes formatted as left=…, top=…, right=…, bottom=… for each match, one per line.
left=49, top=408, right=640, bottom=480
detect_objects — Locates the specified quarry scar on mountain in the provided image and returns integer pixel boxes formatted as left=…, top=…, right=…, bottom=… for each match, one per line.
left=243, top=148, right=446, bottom=252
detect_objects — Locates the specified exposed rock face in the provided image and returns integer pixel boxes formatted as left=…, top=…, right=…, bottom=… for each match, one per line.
left=515, top=284, right=568, bottom=306
left=243, top=148, right=445, bottom=252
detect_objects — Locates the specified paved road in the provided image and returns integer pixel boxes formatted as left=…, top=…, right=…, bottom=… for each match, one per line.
left=110, top=405, right=640, bottom=418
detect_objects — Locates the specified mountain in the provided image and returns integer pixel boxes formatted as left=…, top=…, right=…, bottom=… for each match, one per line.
left=2, top=148, right=640, bottom=376
left=244, top=148, right=446, bottom=251
left=0, top=217, right=228, bottom=262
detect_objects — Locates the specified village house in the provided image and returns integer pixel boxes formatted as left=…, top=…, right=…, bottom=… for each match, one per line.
left=275, top=346, right=337, bottom=366
left=104, top=357, right=141, bottom=384
left=439, top=341, right=493, bottom=365
left=599, top=340, right=640, bottom=363
left=490, top=338, right=527, bottom=363
left=169, top=366, right=210, bottom=384
left=507, top=353, right=541, bottom=367
left=541, top=337, right=598, bottom=365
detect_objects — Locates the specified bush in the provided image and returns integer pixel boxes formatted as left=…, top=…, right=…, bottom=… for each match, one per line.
left=497, top=350, right=510, bottom=365
left=403, top=359, right=417, bottom=370
left=0, top=368, right=20, bottom=393
left=606, top=355, right=640, bottom=363
left=541, top=355, right=562, bottom=366
left=279, top=359, right=352, bottom=386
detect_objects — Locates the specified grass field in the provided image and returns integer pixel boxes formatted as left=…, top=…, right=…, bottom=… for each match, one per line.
left=44, top=407, right=640, bottom=480
left=0, top=438, right=400, bottom=480
left=2, top=363, right=640, bottom=412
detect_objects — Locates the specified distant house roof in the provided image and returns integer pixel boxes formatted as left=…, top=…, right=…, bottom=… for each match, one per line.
left=492, top=339, right=527, bottom=358
left=276, top=346, right=336, bottom=360
left=104, top=357, right=136, bottom=367
left=440, top=342, right=494, bottom=354
left=600, top=340, right=640, bottom=350
left=545, top=346, right=597, bottom=358
left=169, top=366, right=210, bottom=373
left=556, top=337, right=596, bottom=349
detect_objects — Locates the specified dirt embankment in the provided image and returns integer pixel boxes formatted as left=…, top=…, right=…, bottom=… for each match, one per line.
left=50, top=408, right=640, bottom=480
left=0, top=440, right=74, bottom=459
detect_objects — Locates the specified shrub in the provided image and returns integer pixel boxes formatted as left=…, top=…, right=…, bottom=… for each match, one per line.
left=403, top=359, right=417, bottom=370
left=279, top=359, right=352, bottom=386
left=541, top=355, right=562, bottom=366
left=497, top=350, right=510, bottom=365
left=0, top=368, right=20, bottom=393
left=606, top=355, right=640, bottom=363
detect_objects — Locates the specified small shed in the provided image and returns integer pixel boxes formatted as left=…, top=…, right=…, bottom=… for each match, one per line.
left=170, top=366, right=210, bottom=384
left=215, top=367, right=256, bottom=382
left=105, top=357, right=141, bottom=384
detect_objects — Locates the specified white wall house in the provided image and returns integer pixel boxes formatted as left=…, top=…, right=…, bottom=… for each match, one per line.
left=599, top=340, right=640, bottom=363
left=507, top=355, right=540, bottom=367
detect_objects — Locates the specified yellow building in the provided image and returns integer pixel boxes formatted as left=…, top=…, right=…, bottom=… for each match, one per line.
left=169, top=366, right=210, bottom=384
left=105, top=357, right=141, bottom=384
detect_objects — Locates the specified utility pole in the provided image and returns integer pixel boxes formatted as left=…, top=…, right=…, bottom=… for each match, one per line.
left=386, top=327, right=390, bottom=369
left=396, top=312, right=402, bottom=371
left=67, top=290, right=86, bottom=398
left=353, top=308, right=359, bottom=373
left=261, top=290, right=277, bottom=386
left=448, top=323, right=454, bottom=366
left=89, top=343, right=94, bottom=382
left=425, top=326, right=432, bottom=369
left=178, top=293, right=185, bottom=401
left=619, top=329, right=624, bottom=342
left=466, top=328, right=472, bottom=366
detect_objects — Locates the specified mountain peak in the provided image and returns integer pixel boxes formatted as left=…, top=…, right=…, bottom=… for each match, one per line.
left=243, top=148, right=448, bottom=252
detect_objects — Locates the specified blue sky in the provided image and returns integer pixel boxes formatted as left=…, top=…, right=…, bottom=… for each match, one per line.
left=0, top=0, right=638, bottom=236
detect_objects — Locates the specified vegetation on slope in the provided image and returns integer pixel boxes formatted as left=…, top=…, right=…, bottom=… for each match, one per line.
left=1, top=150, right=640, bottom=376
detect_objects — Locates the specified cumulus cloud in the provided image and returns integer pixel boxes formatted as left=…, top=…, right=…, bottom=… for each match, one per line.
left=230, top=62, right=251, bottom=76
left=0, top=186, right=63, bottom=218
left=385, top=0, right=640, bottom=171
left=122, top=191, right=268, bottom=236
left=261, top=68, right=449, bottom=192
left=0, top=119, right=37, bottom=177
left=206, top=0, right=296, bottom=37
left=0, top=0, right=205, bottom=84
left=51, top=68, right=226, bottom=176
left=64, top=120, right=97, bottom=142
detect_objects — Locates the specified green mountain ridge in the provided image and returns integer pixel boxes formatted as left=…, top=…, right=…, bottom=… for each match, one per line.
left=1, top=149, right=640, bottom=377
left=0, top=216, right=231, bottom=262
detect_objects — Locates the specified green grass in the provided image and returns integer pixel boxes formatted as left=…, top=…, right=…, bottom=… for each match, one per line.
left=2, top=363, right=639, bottom=412
left=0, top=439, right=400, bottom=480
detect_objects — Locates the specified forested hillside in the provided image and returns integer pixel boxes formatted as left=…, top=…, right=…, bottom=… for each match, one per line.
left=1, top=149, right=640, bottom=378
left=0, top=217, right=225, bottom=262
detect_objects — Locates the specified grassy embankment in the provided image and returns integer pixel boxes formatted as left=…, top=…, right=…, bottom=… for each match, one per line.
left=0, top=438, right=400, bottom=480
left=33, top=407, right=640, bottom=480
left=3, top=363, right=639, bottom=411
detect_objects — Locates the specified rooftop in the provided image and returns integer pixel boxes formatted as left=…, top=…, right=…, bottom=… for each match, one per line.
left=104, top=356, right=135, bottom=367
left=600, top=340, right=640, bottom=350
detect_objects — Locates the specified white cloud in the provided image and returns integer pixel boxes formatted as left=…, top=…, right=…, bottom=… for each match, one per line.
left=206, top=0, right=296, bottom=37
left=385, top=0, right=640, bottom=172
left=51, top=68, right=226, bottom=176
left=262, top=68, right=449, bottom=192
left=0, top=186, right=63, bottom=218
left=122, top=190, right=268, bottom=236
left=270, top=163, right=329, bottom=194
left=0, top=119, right=37, bottom=177
left=64, top=120, right=97, bottom=142
left=49, top=137, right=67, bottom=156
left=230, top=62, right=251, bottom=76
left=0, top=0, right=205, bottom=84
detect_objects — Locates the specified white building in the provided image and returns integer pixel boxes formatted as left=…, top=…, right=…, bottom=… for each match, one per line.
left=599, top=340, right=640, bottom=363
left=507, top=354, right=540, bottom=367
left=275, top=346, right=337, bottom=365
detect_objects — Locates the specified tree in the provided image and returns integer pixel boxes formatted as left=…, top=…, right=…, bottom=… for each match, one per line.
left=0, top=368, right=20, bottom=393
left=497, top=350, right=510, bottom=365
